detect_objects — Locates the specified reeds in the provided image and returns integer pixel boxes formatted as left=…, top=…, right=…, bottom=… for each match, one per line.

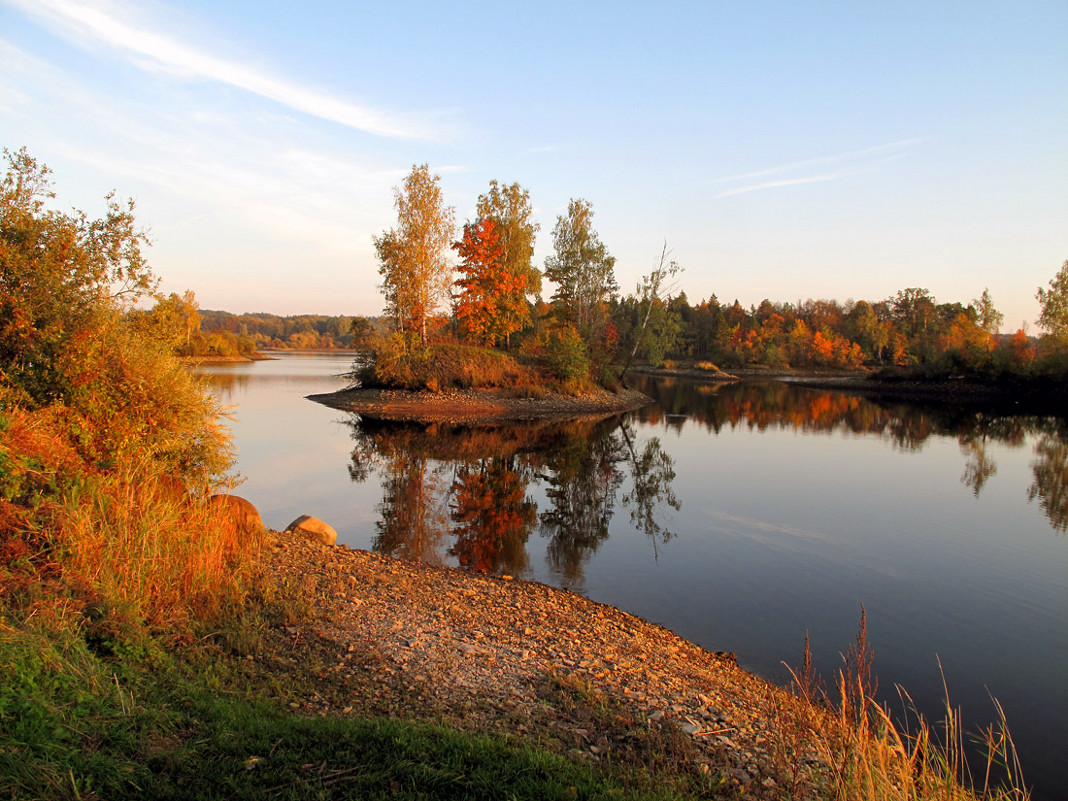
left=786, top=610, right=1030, bottom=801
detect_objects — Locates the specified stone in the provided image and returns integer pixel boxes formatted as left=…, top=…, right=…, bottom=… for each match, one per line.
left=207, top=494, right=264, bottom=532
left=286, top=514, right=338, bottom=546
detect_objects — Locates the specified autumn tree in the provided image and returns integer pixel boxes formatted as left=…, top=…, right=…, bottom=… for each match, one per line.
left=373, top=164, right=455, bottom=346
left=889, top=287, right=938, bottom=363
left=0, top=147, right=230, bottom=485
left=844, top=300, right=891, bottom=363
left=1, top=147, right=157, bottom=404
left=1036, top=260, right=1068, bottom=341
left=140, top=290, right=201, bottom=352
left=452, top=218, right=528, bottom=347
left=476, top=181, right=540, bottom=343
left=544, top=199, right=618, bottom=346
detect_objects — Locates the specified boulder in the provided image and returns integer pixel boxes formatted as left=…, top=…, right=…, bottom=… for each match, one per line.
left=207, top=494, right=264, bottom=532
left=286, top=514, right=338, bottom=546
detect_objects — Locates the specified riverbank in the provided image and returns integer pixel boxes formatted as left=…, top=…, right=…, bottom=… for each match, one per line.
left=179, top=352, right=275, bottom=364
left=258, top=530, right=827, bottom=798
left=630, top=363, right=1068, bottom=411
left=308, top=385, right=652, bottom=423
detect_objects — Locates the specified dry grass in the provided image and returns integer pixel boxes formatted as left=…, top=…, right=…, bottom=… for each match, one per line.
left=362, top=341, right=538, bottom=391
left=810, top=673, right=1028, bottom=801
left=2, top=405, right=261, bottom=637
left=778, top=612, right=1030, bottom=801
left=54, top=467, right=264, bottom=633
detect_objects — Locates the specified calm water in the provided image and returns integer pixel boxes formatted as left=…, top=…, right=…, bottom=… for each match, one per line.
left=200, top=353, right=1068, bottom=799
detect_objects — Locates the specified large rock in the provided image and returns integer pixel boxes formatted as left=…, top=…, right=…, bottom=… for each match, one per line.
left=286, top=514, right=338, bottom=546
left=207, top=494, right=264, bottom=533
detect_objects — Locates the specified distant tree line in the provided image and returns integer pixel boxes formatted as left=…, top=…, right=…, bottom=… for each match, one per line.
left=198, top=309, right=362, bottom=351
left=624, top=288, right=1036, bottom=374
left=366, top=163, right=1067, bottom=386
left=133, top=295, right=369, bottom=357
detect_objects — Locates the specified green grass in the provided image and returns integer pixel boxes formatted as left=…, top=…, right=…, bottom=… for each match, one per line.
left=0, top=621, right=686, bottom=801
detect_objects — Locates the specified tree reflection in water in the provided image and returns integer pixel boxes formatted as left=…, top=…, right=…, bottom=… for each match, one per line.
left=618, top=421, right=680, bottom=553
left=629, top=375, right=1068, bottom=535
left=345, top=415, right=681, bottom=584
left=373, top=453, right=451, bottom=564
left=1029, top=434, right=1068, bottom=533
left=449, top=456, right=536, bottom=575
left=345, top=380, right=1068, bottom=581
left=537, top=423, right=626, bottom=589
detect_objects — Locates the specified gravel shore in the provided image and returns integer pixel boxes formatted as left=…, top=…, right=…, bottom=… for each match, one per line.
left=254, top=532, right=829, bottom=799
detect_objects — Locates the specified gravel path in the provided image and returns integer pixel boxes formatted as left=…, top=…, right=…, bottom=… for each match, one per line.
left=256, top=532, right=829, bottom=799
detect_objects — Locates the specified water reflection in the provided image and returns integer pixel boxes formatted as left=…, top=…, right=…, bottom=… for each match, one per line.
left=345, top=416, right=681, bottom=586
left=450, top=457, right=536, bottom=575
left=346, top=380, right=1066, bottom=585
left=630, top=377, right=1068, bottom=535
left=374, top=454, right=451, bottom=564
left=1029, top=434, right=1068, bottom=533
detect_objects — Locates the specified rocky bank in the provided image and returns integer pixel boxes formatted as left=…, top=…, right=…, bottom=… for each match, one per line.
left=253, top=531, right=830, bottom=799
left=307, top=386, right=652, bottom=424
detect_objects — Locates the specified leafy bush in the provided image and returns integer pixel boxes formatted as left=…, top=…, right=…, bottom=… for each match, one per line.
left=544, top=324, right=590, bottom=385
left=1, top=147, right=249, bottom=637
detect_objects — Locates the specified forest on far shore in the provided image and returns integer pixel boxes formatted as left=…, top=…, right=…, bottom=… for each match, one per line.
left=173, top=283, right=1059, bottom=380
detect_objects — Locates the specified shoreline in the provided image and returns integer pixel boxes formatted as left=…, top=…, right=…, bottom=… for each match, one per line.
left=629, top=364, right=1068, bottom=410
left=180, top=352, right=276, bottom=364
left=262, top=531, right=827, bottom=796
left=307, top=385, right=652, bottom=424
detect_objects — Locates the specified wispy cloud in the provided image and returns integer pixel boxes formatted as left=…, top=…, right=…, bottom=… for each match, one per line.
left=3, top=0, right=439, bottom=140
left=0, top=32, right=397, bottom=260
left=711, top=138, right=927, bottom=199
left=523, top=145, right=560, bottom=155
left=713, top=174, right=839, bottom=198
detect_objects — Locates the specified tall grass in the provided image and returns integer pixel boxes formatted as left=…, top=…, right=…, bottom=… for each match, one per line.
left=360, top=339, right=538, bottom=391
left=2, top=404, right=260, bottom=637
left=54, top=466, right=263, bottom=634
left=786, top=610, right=1030, bottom=801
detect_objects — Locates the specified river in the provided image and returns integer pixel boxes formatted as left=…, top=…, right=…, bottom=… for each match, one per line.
left=199, top=352, right=1068, bottom=799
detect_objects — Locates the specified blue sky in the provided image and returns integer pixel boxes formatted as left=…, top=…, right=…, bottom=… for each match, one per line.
left=2, top=0, right=1065, bottom=330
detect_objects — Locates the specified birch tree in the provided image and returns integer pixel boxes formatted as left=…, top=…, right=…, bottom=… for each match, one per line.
left=544, top=198, right=617, bottom=344
left=619, top=241, right=683, bottom=383
left=1036, top=260, right=1068, bottom=341
left=374, top=164, right=455, bottom=345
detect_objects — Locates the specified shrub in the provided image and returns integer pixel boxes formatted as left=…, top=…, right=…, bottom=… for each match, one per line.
left=545, top=324, right=590, bottom=384
left=1, top=148, right=248, bottom=638
left=359, top=341, right=535, bottom=391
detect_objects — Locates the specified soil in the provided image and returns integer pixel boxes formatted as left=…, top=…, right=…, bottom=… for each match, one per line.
left=308, top=386, right=653, bottom=424
left=250, top=531, right=830, bottom=799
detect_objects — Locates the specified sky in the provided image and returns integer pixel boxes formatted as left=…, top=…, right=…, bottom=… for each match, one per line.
left=1, top=0, right=1065, bottom=331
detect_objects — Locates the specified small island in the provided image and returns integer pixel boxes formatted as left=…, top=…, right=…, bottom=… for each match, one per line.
left=310, top=384, right=652, bottom=424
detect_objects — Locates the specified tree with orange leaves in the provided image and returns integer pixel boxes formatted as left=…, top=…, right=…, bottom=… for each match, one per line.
left=452, top=218, right=528, bottom=347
